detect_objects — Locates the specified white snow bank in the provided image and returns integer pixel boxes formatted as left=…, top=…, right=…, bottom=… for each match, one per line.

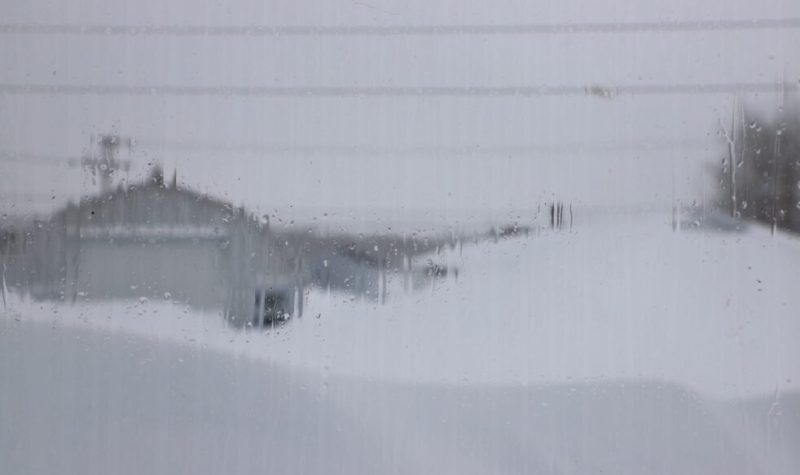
left=1, top=318, right=798, bottom=475
left=3, top=210, right=798, bottom=399
left=268, top=211, right=800, bottom=398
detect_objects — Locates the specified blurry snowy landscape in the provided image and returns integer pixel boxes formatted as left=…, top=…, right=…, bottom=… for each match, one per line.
left=2, top=0, right=800, bottom=472
left=3, top=209, right=800, bottom=474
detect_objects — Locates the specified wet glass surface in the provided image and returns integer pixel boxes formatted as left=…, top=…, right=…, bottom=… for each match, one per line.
left=1, top=1, right=800, bottom=474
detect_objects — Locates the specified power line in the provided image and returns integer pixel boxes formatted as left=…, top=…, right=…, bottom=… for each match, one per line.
left=0, top=138, right=720, bottom=166
left=0, top=82, right=793, bottom=97
left=2, top=18, right=800, bottom=37
left=0, top=154, right=81, bottom=166
left=136, top=138, right=717, bottom=156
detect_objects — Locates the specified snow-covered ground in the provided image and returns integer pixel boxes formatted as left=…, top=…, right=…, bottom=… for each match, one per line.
left=2, top=210, right=800, bottom=474
left=282, top=210, right=800, bottom=398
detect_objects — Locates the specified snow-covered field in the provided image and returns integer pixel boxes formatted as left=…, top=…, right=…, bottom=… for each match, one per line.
left=2, top=210, right=800, bottom=474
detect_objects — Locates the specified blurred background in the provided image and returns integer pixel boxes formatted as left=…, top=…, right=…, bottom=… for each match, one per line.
left=1, top=0, right=797, bottom=221
left=1, top=1, right=800, bottom=474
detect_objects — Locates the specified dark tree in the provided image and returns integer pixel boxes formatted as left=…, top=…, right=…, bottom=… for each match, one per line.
left=717, top=97, right=800, bottom=233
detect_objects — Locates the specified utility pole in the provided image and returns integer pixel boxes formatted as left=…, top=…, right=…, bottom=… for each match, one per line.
left=81, top=134, right=132, bottom=193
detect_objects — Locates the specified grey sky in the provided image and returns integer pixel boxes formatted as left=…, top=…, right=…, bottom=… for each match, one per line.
left=1, top=0, right=798, bottom=221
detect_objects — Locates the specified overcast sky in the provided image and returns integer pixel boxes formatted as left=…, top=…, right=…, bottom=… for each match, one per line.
left=1, top=0, right=798, bottom=223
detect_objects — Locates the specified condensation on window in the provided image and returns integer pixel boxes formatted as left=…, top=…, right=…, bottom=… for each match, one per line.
left=1, top=2, right=799, bottom=474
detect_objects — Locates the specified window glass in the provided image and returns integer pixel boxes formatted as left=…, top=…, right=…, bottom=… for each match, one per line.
left=1, top=2, right=799, bottom=473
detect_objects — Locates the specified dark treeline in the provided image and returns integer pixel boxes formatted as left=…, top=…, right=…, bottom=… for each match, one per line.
left=716, top=96, right=800, bottom=234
